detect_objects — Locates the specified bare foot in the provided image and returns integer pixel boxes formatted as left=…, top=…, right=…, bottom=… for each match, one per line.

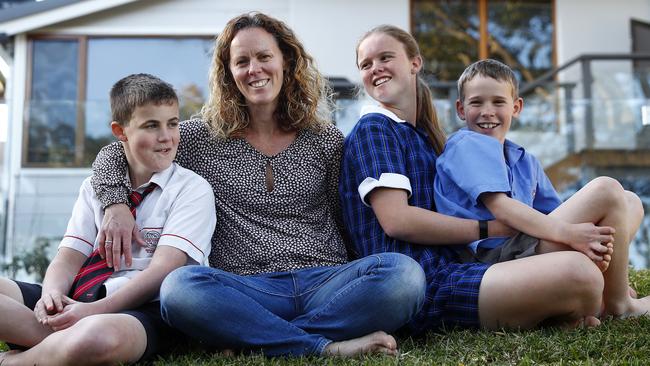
left=582, top=316, right=601, bottom=327
left=629, top=286, right=638, bottom=299
left=220, top=349, right=235, bottom=357
left=324, top=331, right=397, bottom=357
left=595, top=243, right=614, bottom=272
left=604, top=296, right=650, bottom=319
left=562, top=315, right=601, bottom=329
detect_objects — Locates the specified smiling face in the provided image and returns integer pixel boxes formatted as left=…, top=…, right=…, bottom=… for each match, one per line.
left=456, top=75, right=523, bottom=144
left=357, top=32, right=421, bottom=113
left=113, top=101, right=179, bottom=186
left=229, top=27, right=285, bottom=110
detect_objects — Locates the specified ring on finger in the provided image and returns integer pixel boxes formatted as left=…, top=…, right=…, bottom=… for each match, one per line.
left=105, top=240, right=113, bottom=245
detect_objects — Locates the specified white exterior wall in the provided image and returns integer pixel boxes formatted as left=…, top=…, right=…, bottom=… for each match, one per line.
left=556, top=0, right=650, bottom=63
left=42, top=0, right=409, bottom=82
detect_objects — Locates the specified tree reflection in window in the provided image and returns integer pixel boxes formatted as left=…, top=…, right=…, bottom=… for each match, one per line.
left=26, top=40, right=79, bottom=165
left=25, top=37, right=212, bottom=167
left=412, top=0, right=553, bottom=83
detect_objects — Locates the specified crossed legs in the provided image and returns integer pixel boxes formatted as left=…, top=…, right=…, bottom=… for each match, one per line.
left=479, top=177, right=646, bottom=329
left=0, top=278, right=148, bottom=366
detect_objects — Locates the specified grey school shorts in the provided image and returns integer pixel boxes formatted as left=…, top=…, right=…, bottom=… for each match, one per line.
left=459, top=232, right=540, bottom=264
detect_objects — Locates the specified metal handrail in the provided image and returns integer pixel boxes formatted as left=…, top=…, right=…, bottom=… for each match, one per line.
left=520, top=53, right=650, bottom=95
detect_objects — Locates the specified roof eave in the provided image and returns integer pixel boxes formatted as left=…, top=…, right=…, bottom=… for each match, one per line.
left=0, top=0, right=140, bottom=36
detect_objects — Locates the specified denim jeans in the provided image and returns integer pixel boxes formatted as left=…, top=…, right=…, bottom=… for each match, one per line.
left=160, top=252, right=425, bottom=356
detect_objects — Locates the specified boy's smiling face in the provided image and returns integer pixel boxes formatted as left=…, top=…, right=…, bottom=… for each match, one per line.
left=456, top=75, right=523, bottom=144
left=112, top=101, right=179, bottom=187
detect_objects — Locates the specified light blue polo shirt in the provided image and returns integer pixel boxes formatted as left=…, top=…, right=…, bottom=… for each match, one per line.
left=434, top=129, right=562, bottom=251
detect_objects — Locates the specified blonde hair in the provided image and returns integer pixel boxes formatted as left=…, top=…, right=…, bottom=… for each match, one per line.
left=201, top=12, right=333, bottom=138
left=357, top=25, right=446, bottom=155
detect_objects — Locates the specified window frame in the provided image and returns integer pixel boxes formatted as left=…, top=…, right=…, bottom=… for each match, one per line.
left=22, top=34, right=213, bottom=168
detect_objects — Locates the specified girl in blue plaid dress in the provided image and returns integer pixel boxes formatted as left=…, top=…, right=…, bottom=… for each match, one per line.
left=341, top=24, right=647, bottom=333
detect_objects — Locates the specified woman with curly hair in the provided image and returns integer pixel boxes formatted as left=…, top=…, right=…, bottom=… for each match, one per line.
left=90, top=13, right=425, bottom=357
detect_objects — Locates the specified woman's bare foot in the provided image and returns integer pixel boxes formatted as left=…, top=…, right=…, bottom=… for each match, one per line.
left=324, top=331, right=397, bottom=357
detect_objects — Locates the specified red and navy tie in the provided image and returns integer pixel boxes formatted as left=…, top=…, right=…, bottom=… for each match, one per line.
left=68, top=184, right=157, bottom=302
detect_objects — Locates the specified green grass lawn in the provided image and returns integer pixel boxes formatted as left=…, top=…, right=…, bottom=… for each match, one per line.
left=4, top=270, right=650, bottom=365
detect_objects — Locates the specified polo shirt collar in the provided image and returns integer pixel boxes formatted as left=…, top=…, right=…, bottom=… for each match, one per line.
left=360, top=105, right=407, bottom=123
left=127, top=163, right=176, bottom=191
left=504, top=138, right=526, bottom=164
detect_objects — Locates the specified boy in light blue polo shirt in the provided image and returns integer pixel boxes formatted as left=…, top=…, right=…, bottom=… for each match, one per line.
left=435, top=59, right=614, bottom=268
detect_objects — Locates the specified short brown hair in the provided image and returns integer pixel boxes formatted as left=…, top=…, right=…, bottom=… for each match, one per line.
left=110, top=73, right=177, bottom=126
left=201, top=12, right=333, bottom=138
left=457, top=59, right=518, bottom=102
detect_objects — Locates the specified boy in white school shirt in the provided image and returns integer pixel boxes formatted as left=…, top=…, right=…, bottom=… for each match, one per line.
left=0, top=73, right=216, bottom=365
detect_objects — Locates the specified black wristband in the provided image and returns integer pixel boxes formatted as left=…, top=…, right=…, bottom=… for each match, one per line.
left=479, top=220, right=488, bottom=239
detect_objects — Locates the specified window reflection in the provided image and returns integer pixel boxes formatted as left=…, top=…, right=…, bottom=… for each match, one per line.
left=487, top=0, right=553, bottom=82
left=27, top=40, right=78, bottom=165
left=25, top=37, right=213, bottom=166
left=412, top=0, right=552, bottom=82
left=83, top=38, right=212, bottom=165
left=412, top=0, right=480, bottom=82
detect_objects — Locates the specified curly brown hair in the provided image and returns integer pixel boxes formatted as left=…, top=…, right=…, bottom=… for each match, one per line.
left=201, top=12, right=333, bottom=138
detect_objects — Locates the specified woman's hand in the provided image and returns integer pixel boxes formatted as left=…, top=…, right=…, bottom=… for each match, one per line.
left=98, top=204, right=144, bottom=270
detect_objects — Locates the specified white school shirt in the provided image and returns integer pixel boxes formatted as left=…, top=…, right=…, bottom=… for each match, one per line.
left=59, top=162, right=216, bottom=297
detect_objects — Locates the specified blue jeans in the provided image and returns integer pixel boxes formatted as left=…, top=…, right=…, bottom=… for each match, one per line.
left=160, top=253, right=425, bottom=356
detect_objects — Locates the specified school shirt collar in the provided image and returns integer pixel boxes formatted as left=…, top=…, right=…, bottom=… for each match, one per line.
left=126, top=162, right=176, bottom=192
left=360, top=105, right=407, bottom=123
left=503, top=138, right=526, bottom=165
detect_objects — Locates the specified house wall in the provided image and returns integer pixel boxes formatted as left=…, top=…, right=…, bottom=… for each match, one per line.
left=556, top=0, right=650, bottom=63
left=39, top=0, right=409, bottom=82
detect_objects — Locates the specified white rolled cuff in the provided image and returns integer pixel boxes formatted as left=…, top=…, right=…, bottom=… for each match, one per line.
left=358, top=173, right=412, bottom=207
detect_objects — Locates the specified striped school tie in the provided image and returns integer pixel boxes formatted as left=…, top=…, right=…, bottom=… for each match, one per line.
left=68, top=184, right=157, bottom=302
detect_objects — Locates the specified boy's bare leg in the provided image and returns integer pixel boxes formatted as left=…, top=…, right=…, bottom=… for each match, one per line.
left=0, top=313, right=147, bottom=366
left=0, top=278, right=52, bottom=347
left=324, top=331, right=397, bottom=357
left=479, top=251, right=603, bottom=329
left=538, top=177, right=647, bottom=317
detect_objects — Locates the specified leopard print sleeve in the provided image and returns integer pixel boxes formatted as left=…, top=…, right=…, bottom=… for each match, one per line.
left=91, top=141, right=130, bottom=209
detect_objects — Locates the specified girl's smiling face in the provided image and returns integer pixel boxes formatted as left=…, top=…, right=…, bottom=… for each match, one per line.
left=357, top=32, right=421, bottom=111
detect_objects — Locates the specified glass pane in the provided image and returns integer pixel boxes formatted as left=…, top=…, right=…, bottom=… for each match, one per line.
left=412, top=0, right=479, bottom=81
left=84, top=38, right=213, bottom=165
left=487, top=0, right=553, bottom=83
left=26, top=40, right=79, bottom=165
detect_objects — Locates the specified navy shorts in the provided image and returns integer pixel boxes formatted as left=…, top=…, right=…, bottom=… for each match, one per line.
left=12, top=280, right=182, bottom=361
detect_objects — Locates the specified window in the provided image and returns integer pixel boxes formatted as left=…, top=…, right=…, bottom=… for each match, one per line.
left=24, top=36, right=213, bottom=167
left=412, top=0, right=554, bottom=83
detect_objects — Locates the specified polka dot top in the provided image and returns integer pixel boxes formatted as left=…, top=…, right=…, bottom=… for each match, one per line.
left=91, top=119, right=348, bottom=275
